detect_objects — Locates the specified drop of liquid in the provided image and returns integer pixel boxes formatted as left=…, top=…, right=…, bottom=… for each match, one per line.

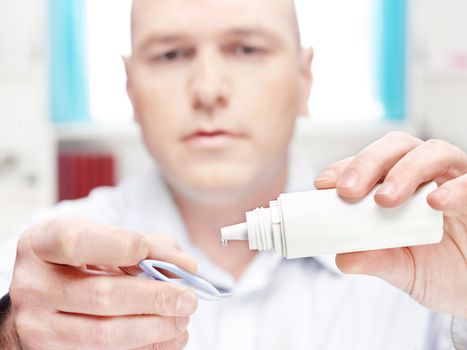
left=221, top=239, right=228, bottom=247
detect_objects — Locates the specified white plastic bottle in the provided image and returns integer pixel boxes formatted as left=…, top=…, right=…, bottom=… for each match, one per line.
left=220, top=183, right=443, bottom=259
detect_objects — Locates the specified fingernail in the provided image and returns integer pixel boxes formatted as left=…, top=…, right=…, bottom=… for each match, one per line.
left=432, top=188, right=449, bottom=204
left=315, top=170, right=337, bottom=183
left=376, top=181, right=397, bottom=196
left=176, top=317, right=190, bottom=331
left=176, top=291, right=197, bottom=315
left=338, top=169, right=360, bottom=188
left=177, top=331, right=190, bottom=348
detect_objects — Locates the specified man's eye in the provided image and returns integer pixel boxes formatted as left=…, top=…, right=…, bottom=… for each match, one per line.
left=151, top=49, right=193, bottom=63
left=232, top=45, right=263, bottom=56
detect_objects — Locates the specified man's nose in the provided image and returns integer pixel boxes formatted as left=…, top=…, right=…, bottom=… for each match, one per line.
left=188, top=50, right=231, bottom=115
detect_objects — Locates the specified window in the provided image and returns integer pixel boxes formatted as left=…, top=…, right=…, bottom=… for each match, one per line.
left=296, top=0, right=384, bottom=121
left=85, top=0, right=132, bottom=123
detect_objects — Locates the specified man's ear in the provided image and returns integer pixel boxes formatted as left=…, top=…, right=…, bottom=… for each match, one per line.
left=297, top=47, right=313, bottom=117
left=122, top=55, right=140, bottom=123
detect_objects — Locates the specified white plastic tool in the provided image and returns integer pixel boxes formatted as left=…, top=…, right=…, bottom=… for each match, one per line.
left=121, top=260, right=232, bottom=301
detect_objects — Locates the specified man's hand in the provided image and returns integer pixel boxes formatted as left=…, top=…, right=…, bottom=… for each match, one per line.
left=0, top=298, right=20, bottom=349
left=314, top=132, right=467, bottom=318
left=7, top=219, right=198, bottom=350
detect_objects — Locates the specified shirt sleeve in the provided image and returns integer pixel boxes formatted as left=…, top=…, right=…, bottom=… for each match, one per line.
left=452, top=316, right=467, bottom=350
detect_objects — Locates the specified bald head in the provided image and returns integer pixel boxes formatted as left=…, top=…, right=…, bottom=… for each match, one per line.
left=130, top=0, right=302, bottom=53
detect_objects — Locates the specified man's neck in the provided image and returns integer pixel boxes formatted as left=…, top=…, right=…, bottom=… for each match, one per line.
left=172, top=166, right=288, bottom=280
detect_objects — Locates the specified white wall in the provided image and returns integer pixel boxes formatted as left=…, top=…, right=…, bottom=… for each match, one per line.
left=410, top=0, right=467, bottom=149
left=0, top=0, right=54, bottom=236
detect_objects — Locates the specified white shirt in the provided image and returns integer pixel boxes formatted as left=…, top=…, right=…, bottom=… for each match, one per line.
left=0, top=156, right=464, bottom=349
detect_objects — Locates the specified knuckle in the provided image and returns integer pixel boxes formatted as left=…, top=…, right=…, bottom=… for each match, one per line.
left=8, top=284, right=20, bottom=304
left=354, top=152, right=377, bottom=165
left=150, top=343, right=165, bottom=350
left=91, top=319, right=112, bottom=350
left=9, top=272, right=27, bottom=301
left=168, top=317, right=189, bottom=341
left=425, top=138, right=450, bottom=149
left=425, top=139, right=465, bottom=165
left=456, top=146, right=467, bottom=167
left=116, top=229, right=147, bottom=262
left=15, top=313, right=47, bottom=345
left=155, top=316, right=186, bottom=342
left=384, top=131, right=422, bottom=146
left=9, top=278, right=30, bottom=303
left=16, top=229, right=34, bottom=257
left=45, top=218, right=67, bottom=237
left=152, top=285, right=176, bottom=314
left=333, top=156, right=354, bottom=168
left=460, top=147, right=467, bottom=160
left=176, top=331, right=190, bottom=349
left=88, top=279, right=114, bottom=311
left=60, top=233, right=79, bottom=263
left=142, top=330, right=189, bottom=350
left=46, top=218, right=80, bottom=262
left=320, top=157, right=354, bottom=178
left=352, top=153, right=383, bottom=172
left=460, top=176, right=467, bottom=189
left=10, top=267, right=44, bottom=304
left=175, top=317, right=189, bottom=333
left=316, top=167, right=337, bottom=180
left=126, top=232, right=148, bottom=259
left=156, top=234, right=182, bottom=249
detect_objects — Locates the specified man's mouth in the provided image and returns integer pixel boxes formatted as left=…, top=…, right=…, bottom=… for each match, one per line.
left=182, top=130, right=244, bottom=149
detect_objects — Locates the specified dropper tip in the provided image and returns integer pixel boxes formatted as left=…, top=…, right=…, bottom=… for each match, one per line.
left=220, top=222, right=248, bottom=245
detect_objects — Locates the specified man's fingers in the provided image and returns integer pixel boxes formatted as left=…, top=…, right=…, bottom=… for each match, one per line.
left=85, top=235, right=197, bottom=275
left=334, top=132, right=423, bottom=199
left=132, top=331, right=189, bottom=350
left=51, top=271, right=197, bottom=317
left=314, top=157, right=354, bottom=189
left=374, top=140, right=467, bottom=208
left=145, top=235, right=198, bottom=274
left=26, top=312, right=190, bottom=350
left=149, top=234, right=182, bottom=250
left=28, top=219, right=197, bottom=273
left=335, top=248, right=415, bottom=294
left=28, top=219, right=149, bottom=267
left=428, top=173, right=467, bottom=211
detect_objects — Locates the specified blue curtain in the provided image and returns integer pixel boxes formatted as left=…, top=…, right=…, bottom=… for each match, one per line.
left=377, top=0, right=407, bottom=121
left=49, top=0, right=90, bottom=123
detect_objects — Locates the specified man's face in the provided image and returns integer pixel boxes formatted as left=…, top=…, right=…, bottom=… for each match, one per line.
left=126, top=0, right=312, bottom=203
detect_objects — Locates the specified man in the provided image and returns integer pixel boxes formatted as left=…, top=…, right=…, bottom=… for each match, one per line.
left=1, top=0, right=466, bottom=349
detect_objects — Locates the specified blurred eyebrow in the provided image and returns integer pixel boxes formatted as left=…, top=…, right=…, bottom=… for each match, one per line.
left=136, top=27, right=282, bottom=50
left=136, top=34, right=190, bottom=51
left=223, top=28, right=282, bottom=44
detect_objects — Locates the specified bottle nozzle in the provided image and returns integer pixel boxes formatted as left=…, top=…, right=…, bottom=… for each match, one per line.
left=220, top=222, right=248, bottom=245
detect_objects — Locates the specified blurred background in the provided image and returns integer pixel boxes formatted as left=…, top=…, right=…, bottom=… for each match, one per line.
left=0, top=0, right=466, bottom=237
